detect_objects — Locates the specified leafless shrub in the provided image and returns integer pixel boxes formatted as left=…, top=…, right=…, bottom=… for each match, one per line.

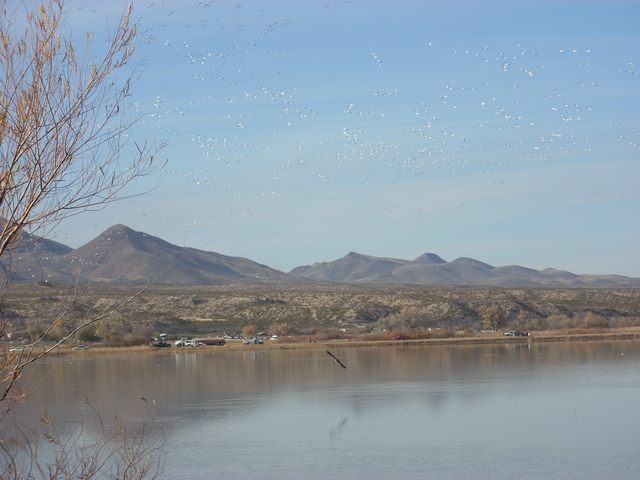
left=375, top=306, right=432, bottom=332
left=361, top=330, right=401, bottom=342
left=268, top=322, right=301, bottom=337
left=431, top=327, right=455, bottom=339
left=478, top=306, right=508, bottom=332
left=0, top=399, right=164, bottom=480
left=546, top=314, right=573, bottom=330
left=103, top=334, right=148, bottom=348
left=242, top=324, right=259, bottom=338
left=608, top=316, right=639, bottom=328
left=309, top=328, right=344, bottom=341
left=581, top=312, right=610, bottom=329
left=0, top=0, right=166, bottom=477
left=459, top=327, right=475, bottom=338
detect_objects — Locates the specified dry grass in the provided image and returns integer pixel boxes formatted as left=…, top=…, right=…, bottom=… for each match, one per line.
left=18, top=325, right=637, bottom=358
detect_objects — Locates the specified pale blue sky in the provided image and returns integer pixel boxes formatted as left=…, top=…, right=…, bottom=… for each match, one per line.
left=55, top=0, right=639, bottom=276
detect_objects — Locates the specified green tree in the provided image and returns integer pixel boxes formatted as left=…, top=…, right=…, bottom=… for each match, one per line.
left=77, top=323, right=100, bottom=342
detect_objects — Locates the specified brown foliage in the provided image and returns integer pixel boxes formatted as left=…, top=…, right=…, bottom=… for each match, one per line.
left=478, top=306, right=508, bottom=331
left=430, top=327, right=455, bottom=339
left=242, top=324, right=259, bottom=337
left=269, top=322, right=301, bottom=337
left=0, top=1, right=165, bottom=477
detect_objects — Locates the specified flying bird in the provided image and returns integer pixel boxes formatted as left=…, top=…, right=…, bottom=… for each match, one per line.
left=327, top=350, right=346, bottom=369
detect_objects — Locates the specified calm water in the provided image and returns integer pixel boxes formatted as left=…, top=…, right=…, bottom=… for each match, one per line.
left=14, top=340, right=640, bottom=479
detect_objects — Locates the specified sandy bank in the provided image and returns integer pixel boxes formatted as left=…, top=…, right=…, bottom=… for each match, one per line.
left=32, top=328, right=640, bottom=358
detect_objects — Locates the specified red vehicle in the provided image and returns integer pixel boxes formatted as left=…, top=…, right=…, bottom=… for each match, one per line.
left=393, top=335, right=409, bottom=341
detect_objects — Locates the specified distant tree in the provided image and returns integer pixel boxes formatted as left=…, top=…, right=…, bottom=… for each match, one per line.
left=546, top=314, right=572, bottom=330
left=26, top=319, right=46, bottom=342
left=376, top=306, right=430, bottom=331
left=515, top=309, right=532, bottom=331
left=77, top=323, right=100, bottom=342
left=242, top=324, right=259, bottom=337
left=581, top=312, right=609, bottom=329
left=50, top=318, right=68, bottom=340
left=269, top=322, right=300, bottom=337
left=131, top=324, right=155, bottom=340
left=479, top=306, right=508, bottom=332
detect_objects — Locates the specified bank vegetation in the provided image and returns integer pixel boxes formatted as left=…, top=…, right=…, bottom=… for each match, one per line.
left=3, top=283, right=638, bottom=349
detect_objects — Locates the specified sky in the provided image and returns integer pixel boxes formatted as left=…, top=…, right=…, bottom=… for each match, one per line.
left=49, top=0, right=639, bottom=276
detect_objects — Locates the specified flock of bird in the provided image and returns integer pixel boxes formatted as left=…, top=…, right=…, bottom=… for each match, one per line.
left=123, top=5, right=631, bottom=170
left=68, top=1, right=637, bottom=257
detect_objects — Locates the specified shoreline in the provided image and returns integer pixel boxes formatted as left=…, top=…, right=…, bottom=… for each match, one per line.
left=234, top=330, right=640, bottom=350
left=35, top=328, right=640, bottom=358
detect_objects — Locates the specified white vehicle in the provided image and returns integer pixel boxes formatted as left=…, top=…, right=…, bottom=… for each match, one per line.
left=175, top=338, right=203, bottom=347
left=243, top=338, right=263, bottom=345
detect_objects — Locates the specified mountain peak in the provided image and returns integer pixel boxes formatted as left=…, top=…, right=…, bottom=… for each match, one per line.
left=413, top=253, right=447, bottom=265
left=26, top=224, right=294, bottom=285
left=95, top=224, right=135, bottom=241
left=451, top=257, right=494, bottom=269
left=103, top=223, right=133, bottom=234
left=5, top=225, right=639, bottom=286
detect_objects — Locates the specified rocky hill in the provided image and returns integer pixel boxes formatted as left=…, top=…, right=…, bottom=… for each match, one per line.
left=289, top=252, right=640, bottom=287
left=2, top=225, right=639, bottom=287
left=4, top=225, right=296, bottom=285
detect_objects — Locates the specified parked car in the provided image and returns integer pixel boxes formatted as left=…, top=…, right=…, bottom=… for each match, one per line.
left=393, top=335, right=409, bottom=341
left=150, top=341, right=171, bottom=348
left=504, top=331, right=529, bottom=337
left=243, top=338, right=263, bottom=345
left=176, top=338, right=204, bottom=347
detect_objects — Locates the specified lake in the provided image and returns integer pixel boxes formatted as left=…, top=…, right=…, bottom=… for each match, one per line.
left=12, top=340, right=640, bottom=479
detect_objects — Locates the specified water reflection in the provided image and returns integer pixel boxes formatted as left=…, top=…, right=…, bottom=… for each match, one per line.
left=11, top=341, right=640, bottom=479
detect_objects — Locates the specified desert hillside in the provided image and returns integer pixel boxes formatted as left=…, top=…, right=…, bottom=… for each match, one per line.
left=5, top=282, right=639, bottom=340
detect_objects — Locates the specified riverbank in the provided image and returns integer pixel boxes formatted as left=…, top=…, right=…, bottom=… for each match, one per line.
left=25, top=327, right=640, bottom=358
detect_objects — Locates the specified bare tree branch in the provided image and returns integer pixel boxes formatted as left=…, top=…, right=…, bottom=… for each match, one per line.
left=0, top=1, right=167, bottom=477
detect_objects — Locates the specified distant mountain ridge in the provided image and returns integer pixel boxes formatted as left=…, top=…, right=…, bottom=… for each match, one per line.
left=5, top=224, right=295, bottom=285
left=290, top=252, right=639, bottom=287
left=3, top=225, right=639, bottom=287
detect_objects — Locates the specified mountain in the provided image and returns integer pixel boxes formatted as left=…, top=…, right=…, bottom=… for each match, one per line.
left=289, top=252, right=412, bottom=283
left=413, top=253, right=447, bottom=265
left=290, top=252, right=640, bottom=287
left=4, top=225, right=296, bottom=285
left=2, top=225, right=639, bottom=287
